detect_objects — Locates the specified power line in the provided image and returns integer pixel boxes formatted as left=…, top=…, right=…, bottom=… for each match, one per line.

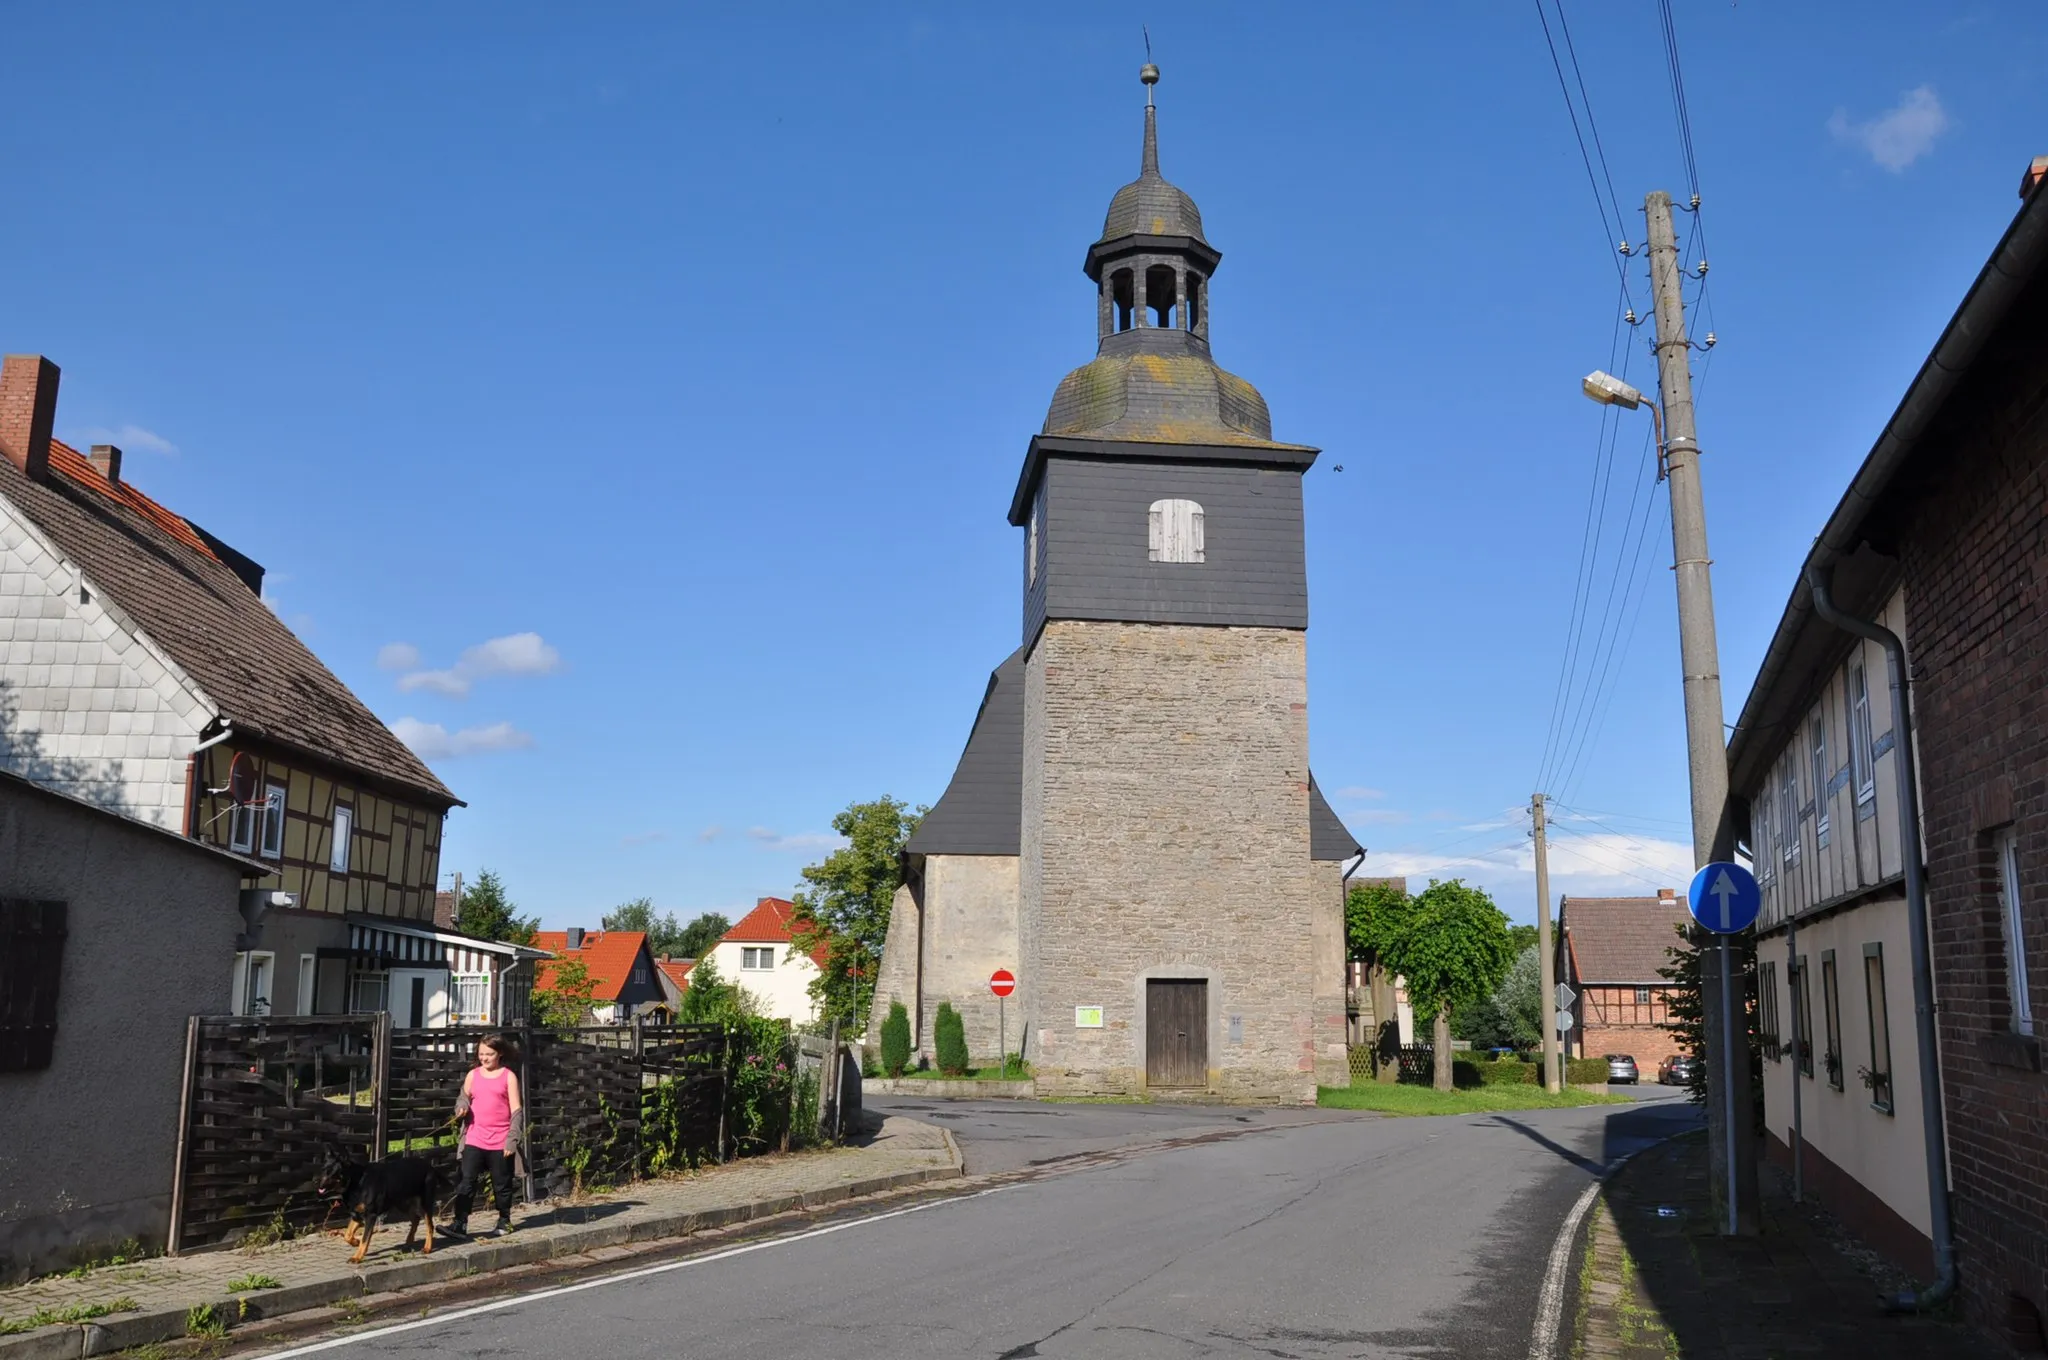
left=1557, top=491, right=1671, bottom=808
left=1533, top=0, right=1635, bottom=301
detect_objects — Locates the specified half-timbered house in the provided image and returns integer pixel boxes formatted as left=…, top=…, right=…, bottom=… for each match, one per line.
left=1554, top=891, right=1689, bottom=1071
left=0, top=352, right=532, bottom=1025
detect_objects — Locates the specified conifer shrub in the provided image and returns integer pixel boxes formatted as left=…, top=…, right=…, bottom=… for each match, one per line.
left=934, top=1002, right=969, bottom=1076
left=880, top=999, right=912, bottom=1078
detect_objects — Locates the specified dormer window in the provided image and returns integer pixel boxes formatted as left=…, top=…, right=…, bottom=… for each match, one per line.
left=1148, top=499, right=1204, bottom=563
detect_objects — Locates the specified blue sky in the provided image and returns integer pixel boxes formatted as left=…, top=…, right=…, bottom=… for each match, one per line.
left=8, top=4, right=2045, bottom=928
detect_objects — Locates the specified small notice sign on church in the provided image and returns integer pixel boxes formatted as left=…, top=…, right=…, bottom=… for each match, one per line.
left=1075, top=1006, right=1104, bottom=1028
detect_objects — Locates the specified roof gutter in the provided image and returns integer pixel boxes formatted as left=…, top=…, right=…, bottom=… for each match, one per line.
left=1729, top=180, right=2048, bottom=784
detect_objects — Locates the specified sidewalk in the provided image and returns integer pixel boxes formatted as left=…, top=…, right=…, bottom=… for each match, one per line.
left=1574, top=1132, right=1981, bottom=1359
left=0, top=1115, right=959, bottom=1360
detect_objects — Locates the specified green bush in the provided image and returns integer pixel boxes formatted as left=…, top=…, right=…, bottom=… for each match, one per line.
left=1567, top=1057, right=1611, bottom=1085
left=880, top=1000, right=911, bottom=1078
left=1465, top=1057, right=1539, bottom=1086
left=934, top=1002, right=969, bottom=1076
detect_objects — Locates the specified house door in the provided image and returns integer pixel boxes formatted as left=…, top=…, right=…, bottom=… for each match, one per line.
left=388, top=969, right=449, bottom=1029
left=1146, top=979, right=1208, bottom=1088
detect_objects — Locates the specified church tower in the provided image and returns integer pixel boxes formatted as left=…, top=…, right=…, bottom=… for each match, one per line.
left=1012, top=66, right=1353, bottom=1101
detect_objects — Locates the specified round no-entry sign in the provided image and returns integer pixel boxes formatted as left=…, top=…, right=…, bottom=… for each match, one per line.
left=989, top=969, right=1016, bottom=997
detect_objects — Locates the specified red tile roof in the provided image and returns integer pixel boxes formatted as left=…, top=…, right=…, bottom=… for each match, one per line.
left=1560, top=895, right=1691, bottom=985
left=722, top=898, right=826, bottom=967
left=656, top=958, right=695, bottom=991
left=0, top=437, right=454, bottom=805
left=533, top=930, right=651, bottom=1002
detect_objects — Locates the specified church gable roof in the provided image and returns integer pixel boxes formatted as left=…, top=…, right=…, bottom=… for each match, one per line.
left=905, top=648, right=1024, bottom=857
left=1309, top=777, right=1362, bottom=862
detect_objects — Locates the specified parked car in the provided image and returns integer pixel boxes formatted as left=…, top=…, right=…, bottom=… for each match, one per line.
left=1657, top=1053, right=1699, bottom=1085
left=1604, top=1053, right=1639, bottom=1084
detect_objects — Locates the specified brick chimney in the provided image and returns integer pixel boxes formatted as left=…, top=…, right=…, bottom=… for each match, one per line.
left=89, top=444, right=123, bottom=485
left=1657, top=887, right=1677, bottom=906
left=2022, top=155, right=2048, bottom=200
left=0, top=354, right=60, bottom=484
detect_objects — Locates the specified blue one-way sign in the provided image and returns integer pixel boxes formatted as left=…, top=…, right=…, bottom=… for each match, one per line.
left=1687, top=862, right=1760, bottom=934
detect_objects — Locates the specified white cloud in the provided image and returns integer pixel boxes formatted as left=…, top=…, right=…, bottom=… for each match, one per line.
left=392, top=718, right=534, bottom=759
left=1829, top=86, right=1950, bottom=172
left=1350, top=809, right=1411, bottom=826
left=396, top=631, right=563, bottom=698
left=70, top=424, right=178, bottom=456
left=697, top=825, right=726, bottom=843
left=1335, top=786, right=1387, bottom=801
left=1359, top=831, right=1692, bottom=904
left=745, top=827, right=847, bottom=853
left=377, top=642, right=421, bottom=672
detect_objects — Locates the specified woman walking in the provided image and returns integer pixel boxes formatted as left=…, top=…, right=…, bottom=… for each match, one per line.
left=450, top=1033, right=524, bottom=1237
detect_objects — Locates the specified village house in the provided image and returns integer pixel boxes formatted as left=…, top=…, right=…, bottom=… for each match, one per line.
left=533, top=928, right=664, bottom=1025
left=1553, top=891, right=1689, bottom=1071
left=1725, top=156, right=2048, bottom=1343
left=0, top=353, right=535, bottom=1027
left=655, top=957, right=696, bottom=1014
left=709, top=897, right=822, bottom=1026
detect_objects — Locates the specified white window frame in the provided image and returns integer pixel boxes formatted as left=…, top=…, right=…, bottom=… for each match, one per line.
left=1998, top=827, right=2034, bottom=1036
left=1848, top=661, right=1876, bottom=805
left=231, top=951, right=275, bottom=1017
left=348, top=970, right=389, bottom=1016
left=1779, top=752, right=1801, bottom=866
left=451, top=973, right=492, bottom=1026
left=298, top=953, right=317, bottom=1016
left=330, top=805, right=353, bottom=874
left=1811, top=717, right=1830, bottom=851
left=230, top=798, right=259, bottom=854
left=1147, top=498, right=1205, bottom=564
left=1753, top=786, right=1774, bottom=885
left=740, top=946, right=775, bottom=972
left=1027, top=499, right=1040, bottom=587
left=259, top=783, right=287, bottom=860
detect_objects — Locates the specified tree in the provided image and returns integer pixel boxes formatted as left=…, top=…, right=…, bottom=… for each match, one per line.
left=1346, top=879, right=1414, bottom=1082
left=602, top=897, right=690, bottom=958
left=934, top=1002, right=969, bottom=1076
left=788, top=796, right=926, bottom=1027
left=677, top=953, right=753, bottom=1023
left=1454, top=945, right=1543, bottom=1051
left=532, top=957, right=595, bottom=1030
left=1659, top=921, right=1762, bottom=1128
left=454, top=869, right=538, bottom=946
left=673, top=912, right=731, bottom=960
left=1372, top=879, right=1517, bottom=1090
left=879, top=1000, right=912, bottom=1078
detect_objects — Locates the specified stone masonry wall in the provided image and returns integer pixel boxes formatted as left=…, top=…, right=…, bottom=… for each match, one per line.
left=1022, top=620, right=1321, bottom=1103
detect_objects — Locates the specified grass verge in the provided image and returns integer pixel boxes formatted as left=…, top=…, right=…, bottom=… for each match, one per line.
left=1316, top=1084, right=1632, bottom=1115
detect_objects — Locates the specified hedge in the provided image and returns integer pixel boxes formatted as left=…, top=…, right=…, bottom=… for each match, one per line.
left=1566, top=1057, right=1612, bottom=1084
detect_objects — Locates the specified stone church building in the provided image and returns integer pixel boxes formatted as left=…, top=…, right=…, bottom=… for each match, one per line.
left=869, top=70, right=1361, bottom=1103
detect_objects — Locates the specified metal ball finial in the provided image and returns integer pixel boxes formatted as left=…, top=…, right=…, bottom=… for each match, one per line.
left=1139, top=63, right=1160, bottom=86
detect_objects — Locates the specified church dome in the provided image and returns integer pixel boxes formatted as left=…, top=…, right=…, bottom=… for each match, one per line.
left=1100, top=174, right=1206, bottom=243
left=1043, top=331, right=1275, bottom=446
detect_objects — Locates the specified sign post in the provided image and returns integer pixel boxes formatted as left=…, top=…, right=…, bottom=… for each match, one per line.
left=1687, top=861, right=1761, bottom=1237
left=990, top=969, right=1016, bottom=1075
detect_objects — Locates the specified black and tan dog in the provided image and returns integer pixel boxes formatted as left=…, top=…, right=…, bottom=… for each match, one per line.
left=315, top=1145, right=442, bottom=1264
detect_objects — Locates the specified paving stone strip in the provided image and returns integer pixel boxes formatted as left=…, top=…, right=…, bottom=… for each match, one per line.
left=1571, top=1133, right=1983, bottom=1359
left=0, top=1116, right=959, bottom=1360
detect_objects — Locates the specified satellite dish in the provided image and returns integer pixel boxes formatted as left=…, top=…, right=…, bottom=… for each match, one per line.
left=227, top=752, right=260, bottom=806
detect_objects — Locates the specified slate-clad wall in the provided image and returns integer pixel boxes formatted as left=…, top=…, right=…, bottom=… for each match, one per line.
left=1022, top=619, right=1320, bottom=1102
left=1025, top=459, right=1306, bottom=644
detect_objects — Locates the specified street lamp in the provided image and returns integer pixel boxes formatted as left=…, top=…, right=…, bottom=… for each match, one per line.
left=1581, top=370, right=1664, bottom=466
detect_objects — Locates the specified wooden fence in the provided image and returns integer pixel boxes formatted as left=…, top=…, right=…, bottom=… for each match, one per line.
left=168, top=1017, right=741, bottom=1253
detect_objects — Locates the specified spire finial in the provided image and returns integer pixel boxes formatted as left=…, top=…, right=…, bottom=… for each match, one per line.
left=1139, top=55, right=1160, bottom=176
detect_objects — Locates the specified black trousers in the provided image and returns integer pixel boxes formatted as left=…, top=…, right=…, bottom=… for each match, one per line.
left=452, top=1144, right=513, bottom=1220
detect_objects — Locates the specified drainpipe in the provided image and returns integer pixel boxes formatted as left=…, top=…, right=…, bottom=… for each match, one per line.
left=1340, top=849, right=1366, bottom=1047
left=1807, top=563, right=1956, bottom=1310
left=1787, top=906, right=1804, bottom=1204
left=184, top=723, right=234, bottom=838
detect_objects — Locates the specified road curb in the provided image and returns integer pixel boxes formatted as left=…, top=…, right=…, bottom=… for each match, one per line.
left=0, top=1160, right=965, bottom=1360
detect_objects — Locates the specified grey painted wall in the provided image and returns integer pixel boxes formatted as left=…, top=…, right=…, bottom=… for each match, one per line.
left=0, top=780, right=244, bottom=1281
left=1024, top=458, right=1307, bottom=642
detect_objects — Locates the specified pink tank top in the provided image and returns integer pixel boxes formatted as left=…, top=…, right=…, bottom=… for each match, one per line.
left=465, top=1067, right=512, bottom=1151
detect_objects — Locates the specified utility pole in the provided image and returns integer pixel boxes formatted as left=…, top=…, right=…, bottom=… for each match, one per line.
left=1646, top=188, right=1758, bottom=1235
left=1533, top=793, right=1560, bottom=1091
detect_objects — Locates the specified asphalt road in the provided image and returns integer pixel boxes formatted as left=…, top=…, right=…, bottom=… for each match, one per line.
left=263, top=1088, right=1699, bottom=1360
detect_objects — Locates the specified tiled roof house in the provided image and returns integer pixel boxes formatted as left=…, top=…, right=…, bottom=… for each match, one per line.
left=709, top=898, right=823, bottom=1025
left=533, top=929, right=664, bottom=1024
left=1555, top=891, right=1691, bottom=1069
left=0, top=353, right=521, bottom=1027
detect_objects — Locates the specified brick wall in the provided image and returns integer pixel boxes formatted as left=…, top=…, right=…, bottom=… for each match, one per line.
left=1021, top=619, right=1324, bottom=1103
left=1578, top=985, right=1685, bottom=1071
left=1894, top=279, right=2048, bottom=1342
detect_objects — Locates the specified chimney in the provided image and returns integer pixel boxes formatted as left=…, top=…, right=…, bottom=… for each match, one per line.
left=0, top=354, right=60, bottom=484
left=89, top=444, right=123, bottom=484
left=566, top=926, right=585, bottom=951
left=2022, top=155, right=2048, bottom=200
left=1657, top=887, right=1677, bottom=906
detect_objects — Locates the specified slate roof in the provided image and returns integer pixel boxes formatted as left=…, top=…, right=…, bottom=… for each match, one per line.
left=904, top=649, right=1024, bottom=857
left=533, top=930, right=651, bottom=1003
left=1098, top=105, right=1208, bottom=244
left=0, top=439, right=454, bottom=806
left=905, top=649, right=1361, bottom=862
left=1559, top=895, right=1690, bottom=985
left=1308, top=778, right=1362, bottom=862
